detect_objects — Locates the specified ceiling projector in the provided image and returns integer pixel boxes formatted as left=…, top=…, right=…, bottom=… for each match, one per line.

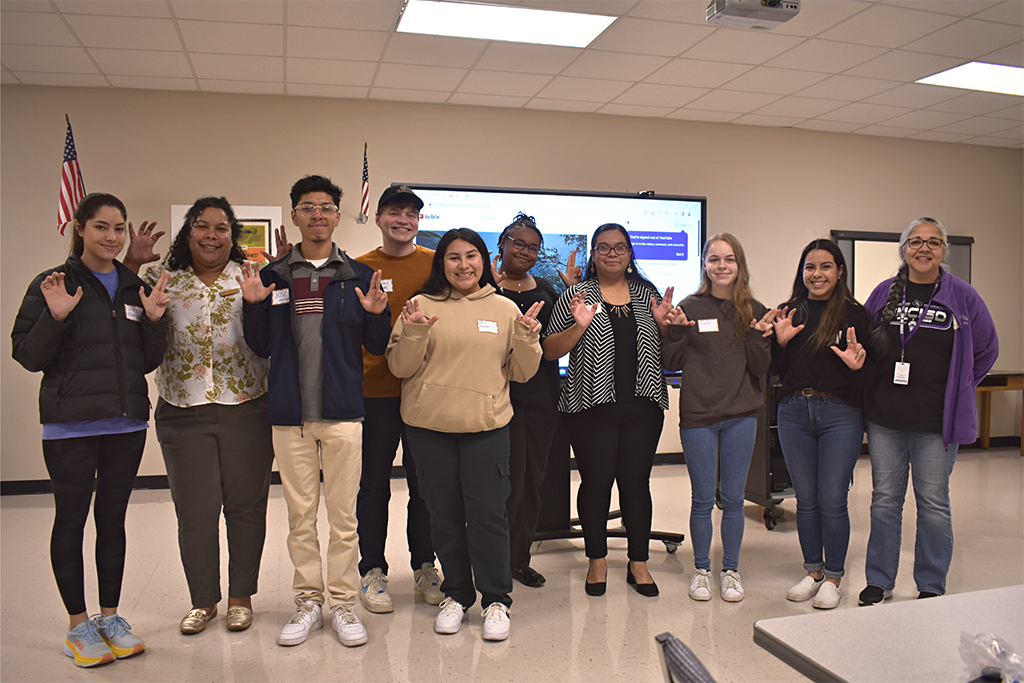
left=706, top=0, right=800, bottom=30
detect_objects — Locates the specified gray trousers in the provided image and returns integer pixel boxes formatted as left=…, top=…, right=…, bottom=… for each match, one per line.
left=156, top=395, right=274, bottom=607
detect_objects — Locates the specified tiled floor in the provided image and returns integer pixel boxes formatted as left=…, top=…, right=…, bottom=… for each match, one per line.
left=2, top=447, right=1022, bottom=683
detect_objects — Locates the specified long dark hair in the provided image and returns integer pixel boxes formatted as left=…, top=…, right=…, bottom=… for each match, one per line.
left=697, top=232, right=753, bottom=345
left=582, top=223, right=657, bottom=292
left=70, top=193, right=127, bottom=257
left=781, top=239, right=859, bottom=354
left=164, top=197, right=246, bottom=271
left=415, top=228, right=498, bottom=299
left=495, top=212, right=542, bottom=264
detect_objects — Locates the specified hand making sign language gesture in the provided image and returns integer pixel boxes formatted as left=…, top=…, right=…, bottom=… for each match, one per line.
left=236, top=261, right=276, bottom=304
left=354, top=270, right=388, bottom=315
left=140, top=272, right=171, bottom=321
left=515, top=300, right=545, bottom=335
left=557, top=248, right=583, bottom=287
left=751, top=308, right=779, bottom=337
left=772, top=306, right=806, bottom=347
left=830, top=326, right=866, bottom=370
left=651, top=286, right=675, bottom=336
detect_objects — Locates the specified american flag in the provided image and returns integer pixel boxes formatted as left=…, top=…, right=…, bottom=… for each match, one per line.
left=358, top=142, right=369, bottom=224
left=58, top=116, right=86, bottom=235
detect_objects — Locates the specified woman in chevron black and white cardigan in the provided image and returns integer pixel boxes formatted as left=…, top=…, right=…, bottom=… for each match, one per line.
left=543, top=223, right=673, bottom=598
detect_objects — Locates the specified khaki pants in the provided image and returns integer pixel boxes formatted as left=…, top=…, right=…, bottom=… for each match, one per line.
left=273, top=421, right=362, bottom=608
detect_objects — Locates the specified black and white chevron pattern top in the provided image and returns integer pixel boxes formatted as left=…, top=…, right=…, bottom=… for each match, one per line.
left=547, top=278, right=669, bottom=414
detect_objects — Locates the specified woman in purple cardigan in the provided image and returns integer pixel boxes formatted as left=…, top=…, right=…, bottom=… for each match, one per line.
left=858, top=217, right=998, bottom=606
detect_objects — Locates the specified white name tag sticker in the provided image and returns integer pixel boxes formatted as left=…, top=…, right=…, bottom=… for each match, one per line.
left=698, top=318, right=719, bottom=333
left=124, top=304, right=143, bottom=322
left=381, top=278, right=394, bottom=293
left=478, top=320, right=498, bottom=334
left=272, top=289, right=290, bottom=306
left=893, top=362, right=910, bottom=385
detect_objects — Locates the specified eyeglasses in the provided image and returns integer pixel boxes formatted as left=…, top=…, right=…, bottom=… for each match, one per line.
left=295, top=203, right=338, bottom=216
left=594, top=243, right=629, bottom=256
left=505, top=236, right=540, bottom=255
left=906, top=237, right=945, bottom=250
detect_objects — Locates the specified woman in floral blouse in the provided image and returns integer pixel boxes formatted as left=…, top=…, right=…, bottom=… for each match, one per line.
left=125, top=197, right=274, bottom=635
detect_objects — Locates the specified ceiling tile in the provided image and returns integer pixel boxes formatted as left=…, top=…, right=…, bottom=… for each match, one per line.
left=517, top=0, right=635, bottom=15
left=927, top=90, right=1024, bottom=115
left=965, top=135, right=1022, bottom=147
left=978, top=40, right=1024, bottom=67
left=795, top=74, right=898, bottom=100
left=598, top=103, right=674, bottom=117
left=987, top=101, right=1024, bottom=121
left=987, top=122, right=1023, bottom=137
left=862, top=83, right=963, bottom=108
left=628, top=0, right=711, bottom=25
left=852, top=124, right=915, bottom=137
left=288, top=58, right=376, bottom=87
left=107, top=75, right=197, bottom=90
left=589, top=17, right=713, bottom=57
left=680, top=29, right=804, bottom=65
left=178, top=19, right=283, bottom=56
left=373, top=62, right=465, bottom=91
left=878, top=109, right=971, bottom=128
left=536, top=76, right=632, bottom=102
left=720, top=66, right=829, bottom=95
left=908, top=130, right=973, bottom=142
left=901, top=18, right=1023, bottom=59
left=474, top=43, right=579, bottom=74
left=731, top=113, right=806, bottom=127
left=935, top=115, right=1019, bottom=135
left=90, top=48, right=192, bottom=77
left=645, top=58, right=751, bottom=88
left=288, top=83, right=368, bottom=99
left=765, top=38, right=886, bottom=73
left=817, top=5, right=959, bottom=48
left=382, top=33, right=485, bottom=68
left=524, top=98, right=602, bottom=113
left=448, top=92, right=529, bottom=108
left=368, top=87, right=450, bottom=103
left=54, top=1, right=170, bottom=18
left=286, top=26, right=387, bottom=61
left=2, top=70, right=21, bottom=83
left=199, top=79, right=283, bottom=94
left=753, top=96, right=846, bottom=118
left=793, top=119, right=864, bottom=133
left=288, top=0, right=401, bottom=31
left=843, top=49, right=963, bottom=81
left=171, top=0, right=283, bottom=24
left=13, top=72, right=109, bottom=87
left=0, top=44, right=97, bottom=73
left=190, top=53, right=282, bottom=81
left=457, top=70, right=551, bottom=97
left=770, top=1, right=874, bottom=37
left=818, top=102, right=913, bottom=124
left=63, top=15, right=182, bottom=50
left=973, top=1, right=1024, bottom=26
left=2, top=2, right=54, bottom=12
left=613, top=82, right=707, bottom=107
left=1, top=11, right=79, bottom=46
left=562, top=50, right=668, bottom=81
left=882, top=1, right=1000, bottom=18
left=665, top=108, right=739, bottom=123
left=684, top=89, right=780, bottom=113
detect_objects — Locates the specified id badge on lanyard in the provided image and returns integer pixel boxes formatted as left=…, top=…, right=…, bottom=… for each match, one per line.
left=895, top=282, right=936, bottom=386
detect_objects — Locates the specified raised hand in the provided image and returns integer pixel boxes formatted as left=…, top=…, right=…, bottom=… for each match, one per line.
left=140, top=271, right=170, bottom=321
left=40, top=271, right=82, bottom=322
left=490, top=253, right=506, bottom=285
left=569, top=291, right=598, bottom=330
left=557, top=249, right=582, bottom=287
left=124, top=220, right=164, bottom=271
left=652, top=286, right=675, bottom=334
left=400, top=299, right=438, bottom=326
left=261, top=225, right=293, bottom=262
left=235, top=261, right=276, bottom=304
left=355, top=269, right=388, bottom=315
left=831, top=326, right=866, bottom=370
left=516, top=300, right=544, bottom=334
left=772, top=306, right=805, bottom=347
left=751, top=308, right=779, bottom=337
left=666, top=306, right=696, bottom=327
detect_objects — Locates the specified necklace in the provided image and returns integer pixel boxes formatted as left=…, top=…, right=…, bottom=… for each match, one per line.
left=605, top=301, right=631, bottom=318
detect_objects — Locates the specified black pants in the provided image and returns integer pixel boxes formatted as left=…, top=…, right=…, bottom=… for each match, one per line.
left=356, top=396, right=434, bottom=576
left=42, top=430, right=146, bottom=615
left=507, top=366, right=560, bottom=569
left=561, top=399, right=663, bottom=562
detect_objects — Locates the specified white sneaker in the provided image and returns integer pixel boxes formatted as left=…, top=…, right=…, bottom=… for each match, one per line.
left=434, top=597, right=466, bottom=635
left=331, top=604, right=367, bottom=647
left=360, top=568, right=394, bottom=614
left=481, top=603, right=510, bottom=642
left=277, top=600, right=323, bottom=646
left=786, top=575, right=825, bottom=602
left=688, top=569, right=712, bottom=601
left=414, top=562, right=445, bottom=605
left=720, top=570, right=744, bottom=602
left=813, top=581, right=842, bottom=609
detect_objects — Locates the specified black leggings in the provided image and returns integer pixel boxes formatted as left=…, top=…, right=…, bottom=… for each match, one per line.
left=42, top=431, right=146, bottom=615
left=561, top=399, right=664, bottom=562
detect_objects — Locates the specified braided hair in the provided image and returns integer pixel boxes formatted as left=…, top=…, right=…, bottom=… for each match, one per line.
left=495, top=212, right=542, bottom=264
left=875, top=217, right=948, bottom=328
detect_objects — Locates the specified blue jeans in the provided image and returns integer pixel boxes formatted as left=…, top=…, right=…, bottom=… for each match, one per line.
left=864, top=422, right=958, bottom=595
left=680, top=416, right=757, bottom=572
left=776, top=395, right=863, bottom=579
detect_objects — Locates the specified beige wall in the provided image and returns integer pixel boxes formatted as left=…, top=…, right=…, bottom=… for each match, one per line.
left=3, top=85, right=1021, bottom=481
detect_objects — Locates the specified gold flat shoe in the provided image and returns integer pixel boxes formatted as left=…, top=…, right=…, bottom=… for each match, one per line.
left=180, top=607, right=217, bottom=634
left=226, top=606, right=253, bottom=631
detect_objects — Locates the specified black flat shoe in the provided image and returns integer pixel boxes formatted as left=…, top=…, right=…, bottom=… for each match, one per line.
left=512, top=566, right=546, bottom=588
left=626, top=565, right=659, bottom=597
left=585, top=578, right=606, bottom=596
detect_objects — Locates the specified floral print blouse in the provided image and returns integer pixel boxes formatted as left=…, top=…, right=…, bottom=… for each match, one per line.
left=145, top=260, right=268, bottom=407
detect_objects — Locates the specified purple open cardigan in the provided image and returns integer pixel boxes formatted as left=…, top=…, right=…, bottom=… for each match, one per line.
left=864, top=271, right=999, bottom=448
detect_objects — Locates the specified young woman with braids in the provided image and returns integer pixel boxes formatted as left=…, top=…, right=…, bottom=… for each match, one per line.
left=857, top=218, right=997, bottom=605
left=490, top=213, right=561, bottom=588
left=662, top=234, right=776, bottom=603
left=770, top=239, right=882, bottom=610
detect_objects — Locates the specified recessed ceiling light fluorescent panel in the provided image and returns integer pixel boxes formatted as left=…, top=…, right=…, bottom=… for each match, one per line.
left=916, top=62, right=1024, bottom=98
left=397, top=0, right=616, bottom=48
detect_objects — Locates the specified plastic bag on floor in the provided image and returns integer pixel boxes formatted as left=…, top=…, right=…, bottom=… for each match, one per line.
left=960, top=632, right=1024, bottom=683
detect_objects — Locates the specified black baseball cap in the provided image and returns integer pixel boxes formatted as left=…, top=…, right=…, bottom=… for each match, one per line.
left=377, top=185, right=424, bottom=213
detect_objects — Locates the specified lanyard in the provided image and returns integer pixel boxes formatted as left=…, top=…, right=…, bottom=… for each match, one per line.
left=897, top=274, right=939, bottom=362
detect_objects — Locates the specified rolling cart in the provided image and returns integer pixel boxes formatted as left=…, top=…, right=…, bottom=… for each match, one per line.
left=745, top=377, right=794, bottom=529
